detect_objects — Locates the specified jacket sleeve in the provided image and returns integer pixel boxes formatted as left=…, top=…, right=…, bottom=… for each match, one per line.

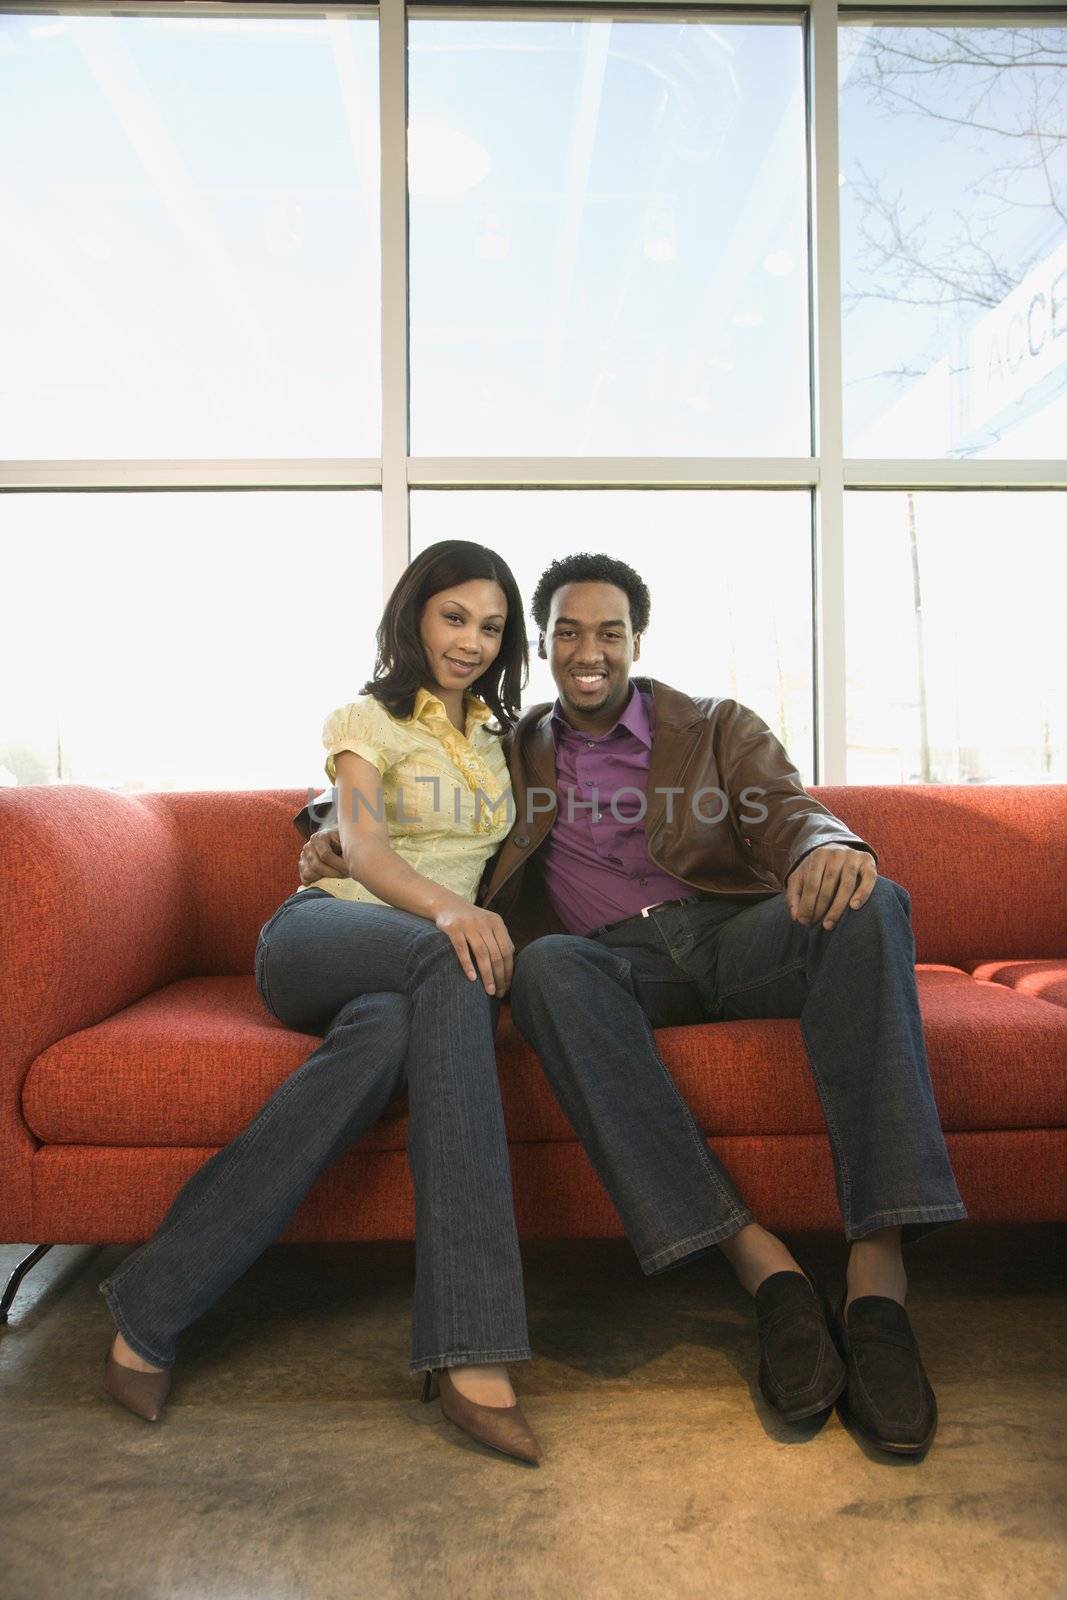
left=714, top=700, right=877, bottom=884
left=291, top=787, right=338, bottom=841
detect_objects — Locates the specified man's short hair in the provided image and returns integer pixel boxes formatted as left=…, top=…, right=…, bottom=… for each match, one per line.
left=530, top=553, right=652, bottom=634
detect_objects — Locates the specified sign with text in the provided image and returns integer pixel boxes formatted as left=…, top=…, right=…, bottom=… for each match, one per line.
left=967, top=238, right=1067, bottom=434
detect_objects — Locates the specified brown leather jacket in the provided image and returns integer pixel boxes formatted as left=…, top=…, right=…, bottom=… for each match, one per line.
left=479, top=677, right=876, bottom=948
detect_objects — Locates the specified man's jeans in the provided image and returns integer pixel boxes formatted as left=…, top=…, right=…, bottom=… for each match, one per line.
left=100, top=889, right=531, bottom=1374
left=509, top=877, right=966, bottom=1273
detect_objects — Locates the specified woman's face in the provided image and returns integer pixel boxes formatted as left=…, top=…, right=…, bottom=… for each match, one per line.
left=419, top=578, right=509, bottom=696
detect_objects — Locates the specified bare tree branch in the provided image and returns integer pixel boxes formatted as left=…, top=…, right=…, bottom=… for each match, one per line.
left=842, top=23, right=1067, bottom=396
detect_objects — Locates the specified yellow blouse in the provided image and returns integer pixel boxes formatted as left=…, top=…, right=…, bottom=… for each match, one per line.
left=304, top=687, right=513, bottom=907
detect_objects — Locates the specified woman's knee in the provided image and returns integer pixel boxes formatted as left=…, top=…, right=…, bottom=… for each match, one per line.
left=404, top=918, right=464, bottom=970
left=405, top=923, right=500, bottom=1005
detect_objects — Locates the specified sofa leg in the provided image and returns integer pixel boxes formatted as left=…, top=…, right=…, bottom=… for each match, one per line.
left=0, top=1245, right=55, bottom=1324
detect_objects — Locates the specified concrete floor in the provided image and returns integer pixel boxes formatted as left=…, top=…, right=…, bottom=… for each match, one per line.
left=1, top=1225, right=1065, bottom=1600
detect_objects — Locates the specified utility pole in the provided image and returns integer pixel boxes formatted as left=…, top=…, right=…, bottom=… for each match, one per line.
left=906, top=492, right=932, bottom=782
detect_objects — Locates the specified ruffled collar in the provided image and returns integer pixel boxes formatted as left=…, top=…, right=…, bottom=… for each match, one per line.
left=412, top=687, right=493, bottom=740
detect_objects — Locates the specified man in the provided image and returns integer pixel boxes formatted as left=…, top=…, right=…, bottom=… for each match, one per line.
left=299, top=552, right=966, bottom=1457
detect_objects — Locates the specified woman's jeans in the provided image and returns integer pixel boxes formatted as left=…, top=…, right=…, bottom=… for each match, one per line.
left=99, top=889, right=531, bottom=1374
left=508, top=877, right=967, bottom=1273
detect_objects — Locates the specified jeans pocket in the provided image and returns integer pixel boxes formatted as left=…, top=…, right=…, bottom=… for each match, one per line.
left=254, top=936, right=280, bottom=1020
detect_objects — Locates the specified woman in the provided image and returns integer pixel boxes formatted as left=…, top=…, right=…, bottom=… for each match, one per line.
left=99, top=540, right=541, bottom=1464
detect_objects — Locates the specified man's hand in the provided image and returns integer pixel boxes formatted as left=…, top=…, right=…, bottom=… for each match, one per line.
left=299, top=828, right=347, bottom=885
left=785, top=845, right=878, bottom=931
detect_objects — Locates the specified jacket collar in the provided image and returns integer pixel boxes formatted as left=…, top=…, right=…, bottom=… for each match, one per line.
left=642, top=677, right=707, bottom=732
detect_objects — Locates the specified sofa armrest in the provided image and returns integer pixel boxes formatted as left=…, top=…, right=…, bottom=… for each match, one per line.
left=0, top=786, right=191, bottom=1235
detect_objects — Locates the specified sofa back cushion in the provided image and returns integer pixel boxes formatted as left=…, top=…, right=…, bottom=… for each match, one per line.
left=816, top=785, right=1067, bottom=966
left=155, top=790, right=309, bottom=975
left=157, top=783, right=1067, bottom=974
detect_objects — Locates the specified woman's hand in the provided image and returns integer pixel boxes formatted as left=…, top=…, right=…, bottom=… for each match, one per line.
left=299, top=828, right=347, bottom=885
left=434, top=903, right=514, bottom=997
left=315, top=754, right=513, bottom=993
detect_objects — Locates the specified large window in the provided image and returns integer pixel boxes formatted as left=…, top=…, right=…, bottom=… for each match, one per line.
left=845, top=493, right=1067, bottom=784
left=0, top=9, right=380, bottom=457
left=0, top=493, right=381, bottom=791
left=408, top=16, right=810, bottom=455
left=1, top=2, right=1063, bottom=792
left=840, top=23, right=1067, bottom=459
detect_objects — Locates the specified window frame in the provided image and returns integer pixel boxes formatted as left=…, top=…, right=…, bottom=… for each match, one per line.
left=1, top=0, right=1064, bottom=784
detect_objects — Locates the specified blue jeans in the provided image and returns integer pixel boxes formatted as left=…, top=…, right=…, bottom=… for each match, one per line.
left=508, top=877, right=966, bottom=1272
left=100, top=889, right=531, bottom=1374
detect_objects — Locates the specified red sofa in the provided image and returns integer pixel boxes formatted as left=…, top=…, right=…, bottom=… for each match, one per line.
left=2, top=785, right=1065, bottom=1267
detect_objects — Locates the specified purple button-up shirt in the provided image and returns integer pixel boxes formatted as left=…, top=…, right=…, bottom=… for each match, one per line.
left=539, top=685, right=698, bottom=937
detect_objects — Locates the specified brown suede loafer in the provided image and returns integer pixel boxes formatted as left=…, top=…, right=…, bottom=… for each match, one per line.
left=832, top=1295, right=938, bottom=1456
left=754, top=1269, right=848, bottom=1423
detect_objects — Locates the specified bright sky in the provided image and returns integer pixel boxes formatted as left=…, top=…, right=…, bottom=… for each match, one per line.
left=0, top=11, right=1064, bottom=790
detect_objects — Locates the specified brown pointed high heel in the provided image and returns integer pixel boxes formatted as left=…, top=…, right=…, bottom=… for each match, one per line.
left=421, top=1368, right=542, bottom=1464
left=104, top=1340, right=172, bottom=1422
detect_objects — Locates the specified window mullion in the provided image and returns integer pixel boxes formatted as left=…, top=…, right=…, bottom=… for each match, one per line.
left=380, top=0, right=410, bottom=602
left=810, top=0, right=847, bottom=785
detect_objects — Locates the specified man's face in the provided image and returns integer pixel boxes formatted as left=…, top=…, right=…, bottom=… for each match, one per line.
left=539, top=581, right=641, bottom=728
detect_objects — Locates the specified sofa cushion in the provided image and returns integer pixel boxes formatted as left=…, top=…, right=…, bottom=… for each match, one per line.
left=966, top=960, right=1067, bottom=1009
left=147, top=791, right=307, bottom=977
left=148, top=786, right=1067, bottom=976
left=499, top=967, right=1067, bottom=1139
left=22, top=967, right=1067, bottom=1148
left=815, top=785, right=1067, bottom=967
left=22, top=978, right=405, bottom=1152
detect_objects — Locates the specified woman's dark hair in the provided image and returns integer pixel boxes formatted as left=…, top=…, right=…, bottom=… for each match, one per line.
left=363, top=540, right=528, bottom=727
left=530, top=552, right=651, bottom=635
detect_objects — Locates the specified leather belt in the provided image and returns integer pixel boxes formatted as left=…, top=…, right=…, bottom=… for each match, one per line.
left=590, top=896, right=705, bottom=939
left=639, top=895, right=702, bottom=918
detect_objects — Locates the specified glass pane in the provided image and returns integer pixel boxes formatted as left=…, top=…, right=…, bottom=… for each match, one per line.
left=0, top=12, right=380, bottom=458
left=411, top=491, right=814, bottom=782
left=409, top=17, right=810, bottom=455
left=845, top=492, right=1067, bottom=783
left=0, top=492, right=381, bottom=790
left=840, top=23, right=1067, bottom=458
